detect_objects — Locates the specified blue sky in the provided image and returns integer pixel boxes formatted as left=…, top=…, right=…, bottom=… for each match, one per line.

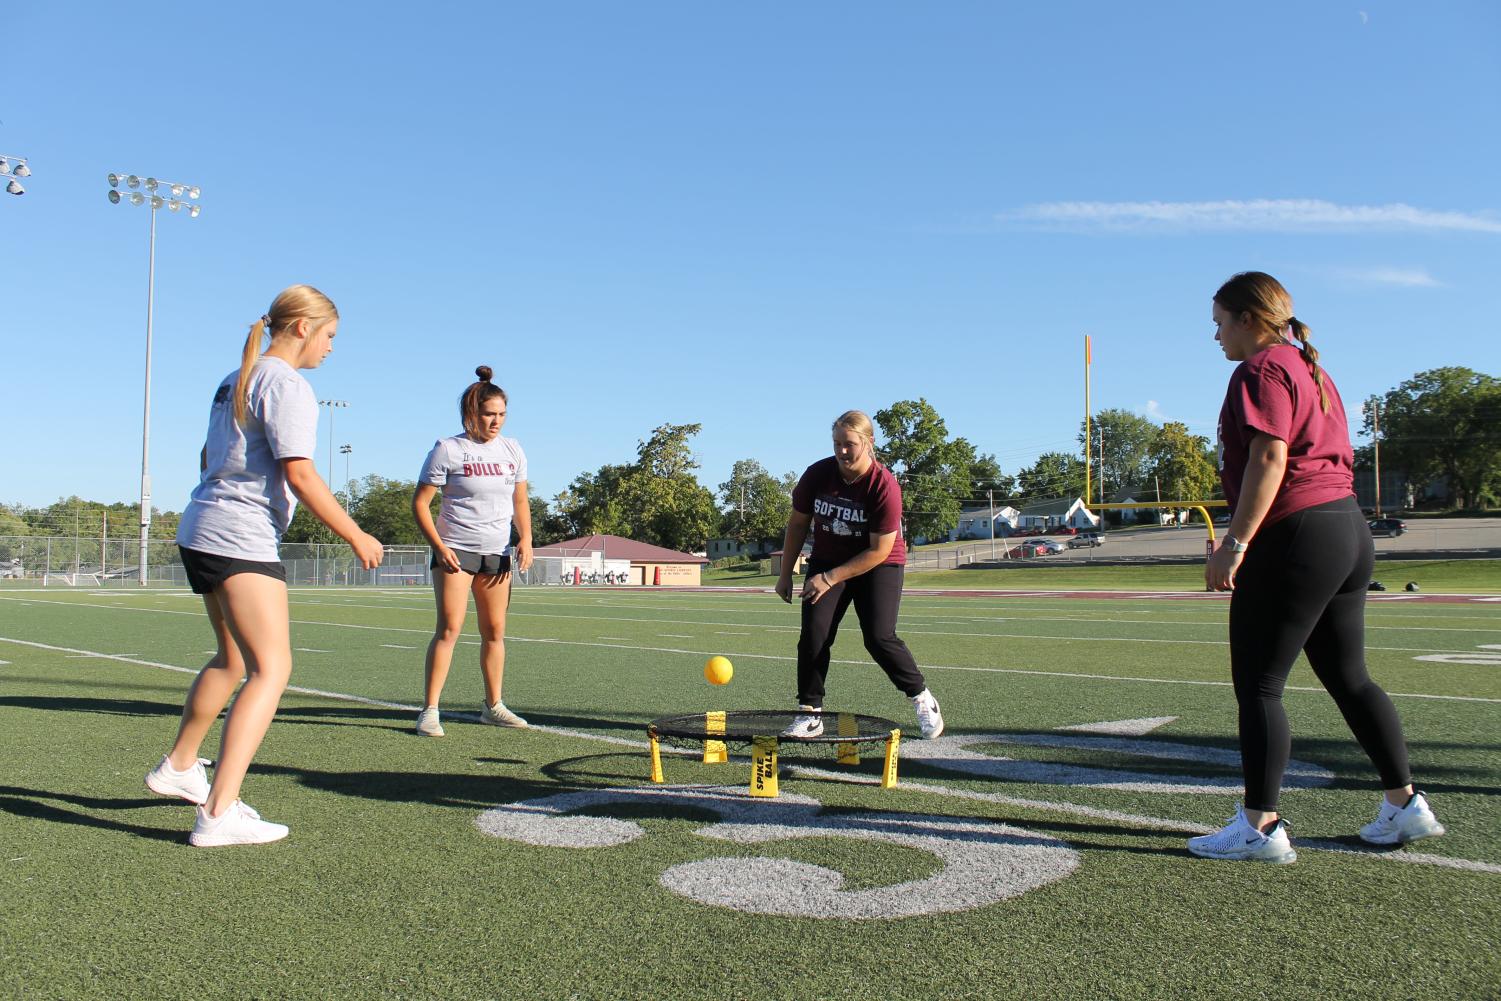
left=3, top=2, right=1498, bottom=516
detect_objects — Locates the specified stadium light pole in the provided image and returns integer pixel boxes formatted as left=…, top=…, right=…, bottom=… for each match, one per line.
left=107, top=172, right=202, bottom=585
left=318, top=400, right=348, bottom=488
left=339, top=443, right=353, bottom=508
left=1, top=154, right=33, bottom=196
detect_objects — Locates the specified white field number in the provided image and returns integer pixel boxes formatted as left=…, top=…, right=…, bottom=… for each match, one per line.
left=475, top=785, right=1079, bottom=919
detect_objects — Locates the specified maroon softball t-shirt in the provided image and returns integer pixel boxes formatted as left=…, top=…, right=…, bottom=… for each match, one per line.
left=1218, top=342, right=1355, bottom=527
left=791, top=457, right=907, bottom=567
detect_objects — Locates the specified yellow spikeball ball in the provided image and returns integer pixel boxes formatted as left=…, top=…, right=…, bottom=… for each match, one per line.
left=704, top=655, right=733, bottom=685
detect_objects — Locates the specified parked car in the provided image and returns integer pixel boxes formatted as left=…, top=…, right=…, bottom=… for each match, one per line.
left=1068, top=533, right=1103, bottom=549
left=1369, top=518, right=1407, bottom=538
left=1032, top=539, right=1064, bottom=555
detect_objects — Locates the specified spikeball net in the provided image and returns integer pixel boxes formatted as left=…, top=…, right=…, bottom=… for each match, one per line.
left=647, top=710, right=902, bottom=797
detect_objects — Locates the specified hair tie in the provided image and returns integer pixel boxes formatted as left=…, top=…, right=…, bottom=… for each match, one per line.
left=261, top=314, right=272, bottom=329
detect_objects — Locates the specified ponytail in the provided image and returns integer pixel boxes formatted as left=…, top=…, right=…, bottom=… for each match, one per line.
left=234, top=285, right=339, bottom=426
left=234, top=316, right=269, bottom=426
left=1288, top=316, right=1329, bottom=413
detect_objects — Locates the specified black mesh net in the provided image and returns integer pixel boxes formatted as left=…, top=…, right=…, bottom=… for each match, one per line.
left=649, top=710, right=900, bottom=746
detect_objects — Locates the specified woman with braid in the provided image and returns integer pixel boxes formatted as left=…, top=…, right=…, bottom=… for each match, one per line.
left=147, top=285, right=384, bottom=846
left=1189, top=271, right=1444, bottom=863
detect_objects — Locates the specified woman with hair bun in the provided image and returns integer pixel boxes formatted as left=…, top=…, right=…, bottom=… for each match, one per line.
left=774, top=410, right=944, bottom=740
left=412, top=366, right=533, bottom=736
left=1189, top=271, right=1444, bottom=863
left=147, top=284, right=385, bottom=847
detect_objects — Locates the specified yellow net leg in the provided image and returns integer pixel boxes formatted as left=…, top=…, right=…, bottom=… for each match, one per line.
left=881, top=729, right=901, bottom=789
left=703, top=710, right=728, bottom=764
left=750, top=735, right=779, bottom=797
left=649, top=731, right=664, bottom=784
left=836, top=712, right=860, bottom=766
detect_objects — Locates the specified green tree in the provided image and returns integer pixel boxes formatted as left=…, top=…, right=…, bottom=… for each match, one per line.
left=528, top=494, right=571, bottom=546
left=967, top=453, right=1016, bottom=509
left=1015, top=452, right=1086, bottom=505
left=0, top=505, right=30, bottom=538
left=346, top=475, right=435, bottom=545
left=1370, top=368, right=1501, bottom=510
left=874, top=399, right=982, bottom=542
left=1078, top=408, right=1162, bottom=501
left=555, top=463, right=633, bottom=538
left=718, top=459, right=794, bottom=550
left=1144, top=422, right=1218, bottom=505
left=617, top=423, right=719, bottom=552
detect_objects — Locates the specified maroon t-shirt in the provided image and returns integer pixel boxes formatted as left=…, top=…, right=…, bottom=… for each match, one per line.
left=1218, top=342, right=1355, bottom=527
left=791, top=457, right=907, bottom=567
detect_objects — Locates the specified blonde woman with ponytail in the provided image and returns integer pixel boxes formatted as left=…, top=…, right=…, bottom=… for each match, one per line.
left=1189, top=272, right=1443, bottom=863
left=147, top=285, right=384, bottom=847
left=775, top=410, right=944, bottom=740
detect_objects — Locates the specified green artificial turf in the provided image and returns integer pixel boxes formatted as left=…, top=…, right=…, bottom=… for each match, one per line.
left=1, top=585, right=1498, bottom=1000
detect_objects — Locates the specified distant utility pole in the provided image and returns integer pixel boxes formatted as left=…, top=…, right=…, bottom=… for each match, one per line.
left=988, top=488, right=996, bottom=561
left=1368, top=399, right=1383, bottom=517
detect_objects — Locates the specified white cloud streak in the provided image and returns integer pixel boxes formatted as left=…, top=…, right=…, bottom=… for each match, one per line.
left=1003, top=199, right=1501, bottom=234
left=1333, top=267, right=1443, bottom=288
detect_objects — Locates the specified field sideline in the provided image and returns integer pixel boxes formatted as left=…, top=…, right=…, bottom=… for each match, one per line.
left=2, top=584, right=1498, bottom=1000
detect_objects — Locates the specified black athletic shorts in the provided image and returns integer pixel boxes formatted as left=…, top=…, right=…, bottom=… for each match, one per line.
left=431, top=548, right=512, bottom=576
left=179, top=546, right=287, bottom=595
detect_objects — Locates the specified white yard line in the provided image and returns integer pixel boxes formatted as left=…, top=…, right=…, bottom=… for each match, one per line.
left=2, top=632, right=1494, bottom=875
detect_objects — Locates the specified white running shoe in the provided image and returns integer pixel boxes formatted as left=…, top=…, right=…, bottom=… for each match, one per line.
left=1359, top=791, right=1445, bottom=845
left=145, top=755, right=211, bottom=805
left=1187, top=806, right=1297, bottom=863
left=416, top=706, right=445, bottom=737
left=188, top=800, right=289, bottom=847
left=912, top=689, right=945, bottom=739
left=782, top=708, right=824, bottom=739
left=480, top=701, right=529, bottom=728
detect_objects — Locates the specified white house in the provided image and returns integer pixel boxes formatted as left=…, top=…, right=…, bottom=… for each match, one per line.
left=1016, top=497, right=1101, bottom=531
left=957, top=505, right=1020, bottom=539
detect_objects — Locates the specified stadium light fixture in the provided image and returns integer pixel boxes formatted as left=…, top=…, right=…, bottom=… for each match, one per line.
left=318, top=400, right=350, bottom=488
left=106, top=169, right=203, bottom=585
left=1, top=155, right=31, bottom=195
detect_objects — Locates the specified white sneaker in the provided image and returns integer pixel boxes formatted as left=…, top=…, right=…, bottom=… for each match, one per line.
left=1187, top=806, right=1297, bottom=863
left=912, top=689, right=944, bottom=739
left=1360, top=791, right=1445, bottom=845
left=416, top=706, right=445, bottom=737
left=145, top=755, right=211, bottom=805
left=480, top=701, right=529, bottom=728
left=782, top=708, right=824, bottom=739
left=189, top=800, right=289, bottom=847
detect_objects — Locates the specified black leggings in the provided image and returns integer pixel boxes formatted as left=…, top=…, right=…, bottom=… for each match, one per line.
left=1229, top=495, right=1411, bottom=811
left=796, top=562, right=927, bottom=709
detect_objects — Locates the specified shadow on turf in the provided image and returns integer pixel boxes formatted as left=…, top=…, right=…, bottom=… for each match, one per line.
left=252, top=761, right=585, bottom=809
left=0, top=787, right=187, bottom=843
left=0, top=694, right=183, bottom=718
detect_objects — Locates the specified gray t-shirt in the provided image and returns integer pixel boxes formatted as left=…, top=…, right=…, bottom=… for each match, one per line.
left=419, top=433, right=528, bottom=554
left=176, top=357, right=319, bottom=561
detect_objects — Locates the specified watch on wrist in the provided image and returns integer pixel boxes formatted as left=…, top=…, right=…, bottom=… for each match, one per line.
left=1223, top=534, right=1248, bottom=553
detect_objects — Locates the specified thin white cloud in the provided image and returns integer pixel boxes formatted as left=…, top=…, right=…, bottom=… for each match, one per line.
left=1141, top=400, right=1170, bottom=422
left=1334, top=266, right=1443, bottom=288
left=1002, top=199, right=1501, bottom=234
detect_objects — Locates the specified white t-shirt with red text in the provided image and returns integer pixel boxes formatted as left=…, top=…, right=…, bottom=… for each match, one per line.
left=419, top=433, right=528, bottom=554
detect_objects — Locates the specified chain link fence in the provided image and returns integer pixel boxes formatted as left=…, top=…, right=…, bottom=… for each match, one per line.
left=0, top=536, right=438, bottom=587
left=0, top=538, right=641, bottom=587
